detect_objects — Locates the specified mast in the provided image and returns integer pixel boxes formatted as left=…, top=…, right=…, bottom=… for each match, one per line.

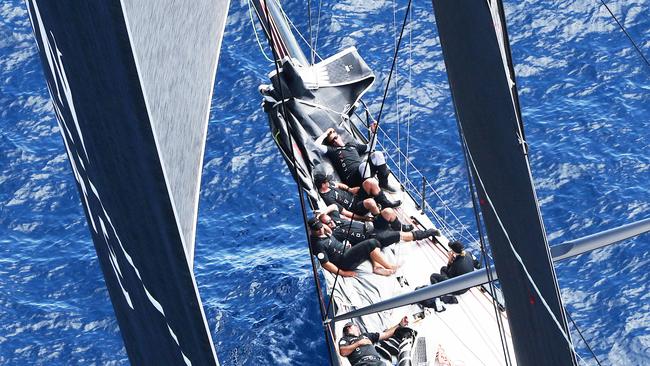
left=26, top=0, right=228, bottom=364
left=430, top=1, right=577, bottom=365
left=250, top=0, right=309, bottom=65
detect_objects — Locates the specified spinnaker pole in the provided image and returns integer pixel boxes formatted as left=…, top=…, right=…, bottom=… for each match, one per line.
left=331, top=216, right=650, bottom=322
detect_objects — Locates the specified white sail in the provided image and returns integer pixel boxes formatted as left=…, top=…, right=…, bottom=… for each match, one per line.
left=120, top=0, right=230, bottom=264
left=26, top=0, right=231, bottom=364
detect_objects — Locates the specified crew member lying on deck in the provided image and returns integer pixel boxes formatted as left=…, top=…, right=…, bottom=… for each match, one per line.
left=318, top=202, right=412, bottom=239
left=339, top=317, right=409, bottom=366
left=318, top=206, right=438, bottom=246
left=319, top=208, right=368, bottom=245
left=314, top=172, right=383, bottom=221
left=308, top=217, right=397, bottom=277
left=315, top=123, right=400, bottom=209
left=430, top=241, right=482, bottom=294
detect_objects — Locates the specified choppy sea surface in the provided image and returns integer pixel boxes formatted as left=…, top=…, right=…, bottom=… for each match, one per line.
left=1, top=0, right=649, bottom=365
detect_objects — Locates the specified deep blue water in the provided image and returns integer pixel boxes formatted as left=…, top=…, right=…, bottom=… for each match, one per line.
left=1, top=0, right=649, bottom=365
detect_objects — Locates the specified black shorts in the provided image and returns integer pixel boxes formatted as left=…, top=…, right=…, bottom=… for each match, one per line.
left=336, top=239, right=380, bottom=270
left=343, top=162, right=374, bottom=188
left=344, top=170, right=364, bottom=188
left=372, top=231, right=401, bottom=248
left=350, top=197, right=369, bottom=216
left=354, top=355, right=384, bottom=366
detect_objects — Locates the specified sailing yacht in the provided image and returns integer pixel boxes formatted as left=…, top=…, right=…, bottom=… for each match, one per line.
left=251, top=0, right=650, bottom=365
left=23, top=0, right=648, bottom=365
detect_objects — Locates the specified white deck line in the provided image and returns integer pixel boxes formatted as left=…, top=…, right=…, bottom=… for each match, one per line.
left=323, top=174, right=517, bottom=365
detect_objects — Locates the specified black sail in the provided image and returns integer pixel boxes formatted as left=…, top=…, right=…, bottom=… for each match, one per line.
left=431, top=1, right=577, bottom=365
left=26, top=0, right=226, bottom=364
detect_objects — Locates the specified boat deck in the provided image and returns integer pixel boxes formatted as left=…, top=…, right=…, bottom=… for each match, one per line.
left=324, top=177, right=516, bottom=365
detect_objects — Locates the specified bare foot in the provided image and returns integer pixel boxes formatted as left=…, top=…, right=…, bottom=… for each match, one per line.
left=373, top=266, right=396, bottom=276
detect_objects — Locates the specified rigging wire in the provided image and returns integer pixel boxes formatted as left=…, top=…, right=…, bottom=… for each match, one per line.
left=313, top=0, right=324, bottom=54
left=247, top=0, right=275, bottom=63
left=459, top=129, right=513, bottom=366
left=259, top=3, right=336, bottom=365
left=307, top=0, right=314, bottom=65
left=324, top=0, right=413, bottom=317
left=392, top=0, right=402, bottom=184
left=567, top=311, right=604, bottom=366
left=405, top=1, right=412, bottom=181
left=273, top=0, right=324, bottom=62
left=598, top=0, right=650, bottom=68
left=460, top=130, right=589, bottom=365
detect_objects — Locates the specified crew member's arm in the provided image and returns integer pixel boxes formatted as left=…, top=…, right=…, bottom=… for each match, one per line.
left=339, top=338, right=373, bottom=357
left=323, top=225, right=333, bottom=235
left=447, top=250, right=456, bottom=265
left=378, top=316, right=409, bottom=341
left=340, top=208, right=371, bottom=222
left=322, top=261, right=356, bottom=277
left=357, top=122, right=379, bottom=154
left=472, top=253, right=482, bottom=269
left=334, top=182, right=360, bottom=195
left=315, top=128, right=334, bottom=145
left=321, top=204, right=340, bottom=216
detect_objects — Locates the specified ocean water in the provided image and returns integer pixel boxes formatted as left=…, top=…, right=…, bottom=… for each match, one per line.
left=1, top=0, right=649, bottom=365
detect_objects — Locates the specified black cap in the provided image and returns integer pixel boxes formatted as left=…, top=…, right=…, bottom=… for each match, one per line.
left=314, top=172, right=330, bottom=186
left=342, top=322, right=355, bottom=335
left=308, top=217, right=323, bottom=231
left=449, top=241, right=464, bottom=254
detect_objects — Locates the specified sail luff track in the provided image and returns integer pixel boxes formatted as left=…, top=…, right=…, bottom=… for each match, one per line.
left=430, top=0, right=576, bottom=364
left=26, top=0, right=226, bottom=364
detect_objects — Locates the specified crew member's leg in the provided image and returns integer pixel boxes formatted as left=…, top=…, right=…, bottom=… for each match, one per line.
left=369, top=248, right=398, bottom=276
left=380, top=208, right=413, bottom=232
left=338, top=239, right=397, bottom=276
left=398, top=229, right=439, bottom=242
left=440, top=266, right=450, bottom=277
left=346, top=169, right=397, bottom=209
left=374, top=231, right=402, bottom=248
left=370, top=151, right=399, bottom=193
left=337, top=238, right=381, bottom=271
left=374, top=229, right=438, bottom=248
left=359, top=176, right=400, bottom=209
left=361, top=198, right=380, bottom=215
left=430, top=272, right=449, bottom=284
